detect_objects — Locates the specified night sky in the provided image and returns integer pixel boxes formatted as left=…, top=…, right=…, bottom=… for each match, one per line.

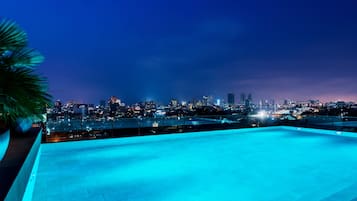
left=1, top=0, right=357, bottom=104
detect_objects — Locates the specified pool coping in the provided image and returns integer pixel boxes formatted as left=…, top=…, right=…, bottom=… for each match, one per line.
left=0, top=129, right=42, bottom=201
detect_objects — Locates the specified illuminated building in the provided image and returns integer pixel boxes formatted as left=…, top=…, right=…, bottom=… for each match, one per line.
left=99, top=100, right=106, bottom=108
left=170, top=99, right=178, bottom=108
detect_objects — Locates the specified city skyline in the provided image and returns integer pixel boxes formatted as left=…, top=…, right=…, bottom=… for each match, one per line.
left=1, top=1, right=357, bottom=103
left=53, top=93, right=354, bottom=106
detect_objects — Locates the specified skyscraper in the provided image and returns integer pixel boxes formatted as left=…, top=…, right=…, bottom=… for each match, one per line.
left=108, top=96, right=120, bottom=116
left=246, top=93, right=253, bottom=108
left=240, top=93, right=246, bottom=105
left=247, top=93, right=252, bottom=102
left=170, top=99, right=178, bottom=107
left=227, top=93, right=235, bottom=105
left=203, top=96, right=209, bottom=106
left=99, top=100, right=106, bottom=108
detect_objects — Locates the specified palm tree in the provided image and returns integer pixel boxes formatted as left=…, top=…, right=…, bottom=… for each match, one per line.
left=0, top=19, right=51, bottom=130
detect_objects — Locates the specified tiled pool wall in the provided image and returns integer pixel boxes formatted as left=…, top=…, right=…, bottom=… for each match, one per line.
left=4, top=130, right=42, bottom=201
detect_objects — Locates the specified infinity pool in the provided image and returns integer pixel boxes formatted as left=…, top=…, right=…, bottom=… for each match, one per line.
left=26, top=126, right=357, bottom=201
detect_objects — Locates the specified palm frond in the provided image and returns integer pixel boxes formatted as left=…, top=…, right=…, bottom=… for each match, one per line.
left=0, top=63, right=52, bottom=125
left=0, top=48, right=44, bottom=68
left=0, top=19, right=27, bottom=51
left=0, top=19, right=51, bottom=127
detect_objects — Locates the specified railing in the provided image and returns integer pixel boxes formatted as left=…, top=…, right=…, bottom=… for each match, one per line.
left=283, top=115, right=357, bottom=132
left=46, top=115, right=247, bottom=133
left=43, top=114, right=357, bottom=142
left=44, top=114, right=262, bottom=142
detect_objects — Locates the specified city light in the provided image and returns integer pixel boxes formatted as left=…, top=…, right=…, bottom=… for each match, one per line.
left=257, top=110, right=269, bottom=119
left=216, top=99, right=221, bottom=106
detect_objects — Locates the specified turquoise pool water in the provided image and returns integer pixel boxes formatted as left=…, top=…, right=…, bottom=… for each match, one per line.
left=27, top=127, right=357, bottom=201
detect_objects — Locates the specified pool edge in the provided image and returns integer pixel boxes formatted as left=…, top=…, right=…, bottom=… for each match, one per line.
left=4, top=130, right=42, bottom=201
left=280, top=126, right=357, bottom=138
left=21, top=145, right=42, bottom=201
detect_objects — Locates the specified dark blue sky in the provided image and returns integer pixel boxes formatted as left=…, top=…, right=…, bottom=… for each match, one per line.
left=1, top=0, right=357, bottom=104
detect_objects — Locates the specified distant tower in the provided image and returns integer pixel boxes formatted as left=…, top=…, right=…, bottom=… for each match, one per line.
left=54, top=99, right=62, bottom=113
left=246, top=93, right=252, bottom=108
left=170, top=99, right=178, bottom=107
left=215, top=99, right=221, bottom=106
left=227, top=93, right=235, bottom=106
left=203, top=96, right=209, bottom=106
left=108, top=96, right=120, bottom=115
left=247, top=93, right=252, bottom=102
left=259, top=100, right=263, bottom=109
left=78, top=104, right=88, bottom=117
left=240, top=93, right=246, bottom=105
left=284, top=99, right=288, bottom=105
left=99, top=100, right=106, bottom=108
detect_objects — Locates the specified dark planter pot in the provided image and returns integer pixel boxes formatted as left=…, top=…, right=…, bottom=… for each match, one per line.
left=0, top=129, right=10, bottom=161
